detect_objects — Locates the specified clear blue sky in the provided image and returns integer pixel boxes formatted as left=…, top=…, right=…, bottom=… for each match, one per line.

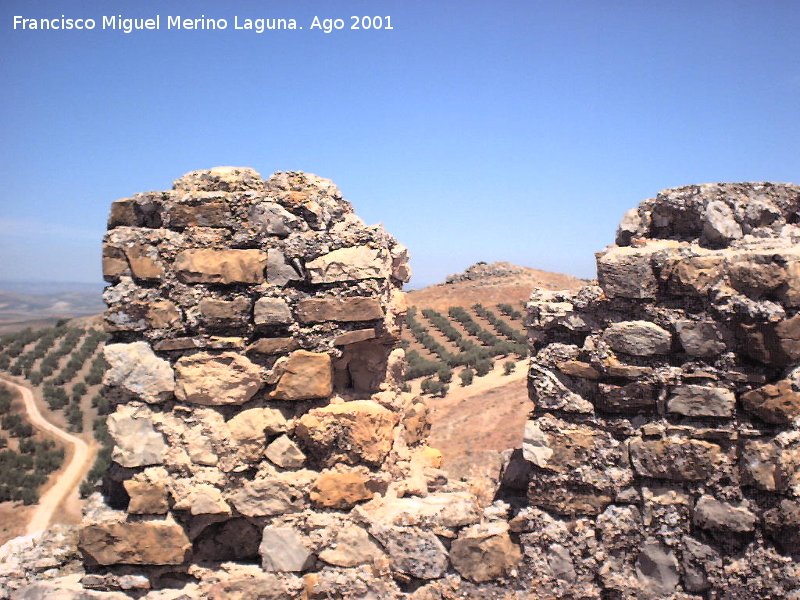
left=1, top=1, right=798, bottom=287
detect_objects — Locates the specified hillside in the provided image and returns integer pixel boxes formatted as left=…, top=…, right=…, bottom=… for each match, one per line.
left=407, top=261, right=585, bottom=311
left=0, top=282, right=104, bottom=331
left=399, top=261, right=586, bottom=494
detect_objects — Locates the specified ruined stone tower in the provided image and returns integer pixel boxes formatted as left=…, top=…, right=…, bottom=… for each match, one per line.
left=78, top=167, right=520, bottom=597
left=516, top=183, right=800, bottom=598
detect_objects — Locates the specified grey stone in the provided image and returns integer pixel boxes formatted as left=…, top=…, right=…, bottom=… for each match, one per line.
left=254, top=297, right=293, bottom=326
left=373, top=526, right=448, bottom=580
left=693, top=495, right=757, bottom=534
left=265, top=435, right=306, bottom=468
left=616, top=207, right=647, bottom=245
left=266, top=250, right=303, bottom=287
left=602, top=321, right=671, bottom=356
left=634, top=539, right=679, bottom=596
left=547, top=543, right=576, bottom=582
left=248, top=201, right=300, bottom=238
left=107, top=405, right=166, bottom=468
left=103, top=341, right=175, bottom=403
left=666, top=385, right=736, bottom=417
left=228, top=477, right=305, bottom=517
left=596, top=247, right=658, bottom=299
left=702, top=200, right=742, bottom=246
left=682, top=537, right=720, bottom=593
left=306, top=246, right=390, bottom=283
left=318, top=525, right=383, bottom=567
left=676, top=319, right=728, bottom=357
left=259, top=526, right=314, bottom=572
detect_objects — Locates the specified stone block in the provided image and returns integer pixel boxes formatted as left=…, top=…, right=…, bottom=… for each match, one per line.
left=270, top=350, right=333, bottom=400
left=629, top=437, right=726, bottom=481
left=602, top=321, right=671, bottom=356
left=296, top=296, right=383, bottom=323
left=174, top=249, right=267, bottom=284
left=174, top=352, right=262, bottom=405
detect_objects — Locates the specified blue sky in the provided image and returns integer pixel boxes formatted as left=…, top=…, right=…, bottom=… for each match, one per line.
left=1, top=1, right=798, bottom=287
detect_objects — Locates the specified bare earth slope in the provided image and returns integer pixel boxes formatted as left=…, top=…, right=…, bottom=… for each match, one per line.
left=403, top=262, right=584, bottom=491
left=407, top=261, right=585, bottom=311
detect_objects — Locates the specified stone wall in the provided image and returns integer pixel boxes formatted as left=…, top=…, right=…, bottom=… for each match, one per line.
left=510, top=183, right=800, bottom=598
left=19, top=175, right=796, bottom=599
left=77, top=167, right=522, bottom=598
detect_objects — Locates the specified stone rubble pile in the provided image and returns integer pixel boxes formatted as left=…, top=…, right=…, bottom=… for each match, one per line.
left=510, top=182, right=800, bottom=598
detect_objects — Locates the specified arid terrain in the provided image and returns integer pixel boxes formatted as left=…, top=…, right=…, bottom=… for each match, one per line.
left=403, top=262, right=585, bottom=493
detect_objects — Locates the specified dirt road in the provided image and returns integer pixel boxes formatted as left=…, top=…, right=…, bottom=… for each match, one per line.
left=0, top=376, right=91, bottom=535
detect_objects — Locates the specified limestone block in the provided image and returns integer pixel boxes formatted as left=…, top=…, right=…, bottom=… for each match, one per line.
left=167, top=200, right=231, bottom=228
left=103, top=341, right=175, bottom=403
left=310, top=470, right=373, bottom=509
left=199, top=297, right=252, bottom=327
left=270, top=350, right=333, bottom=401
left=740, top=379, right=800, bottom=425
left=333, top=328, right=377, bottom=346
left=124, top=475, right=169, bottom=515
left=450, top=522, right=521, bottom=583
left=108, top=404, right=166, bottom=468
left=226, top=408, right=288, bottom=462
left=295, top=400, right=398, bottom=466
left=146, top=300, right=182, bottom=329
left=629, top=437, right=726, bottom=481
left=79, top=519, right=190, bottom=566
left=174, top=352, right=262, bottom=405
left=125, top=244, right=164, bottom=281
left=174, top=249, right=267, bottom=284
left=296, top=296, right=384, bottom=323
left=667, top=255, right=725, bottom=296
left=306, top=246, right=390, bottom=283
left=602, top=321, right=672, bottom=356
left=246, top=337, right=298, bottom=355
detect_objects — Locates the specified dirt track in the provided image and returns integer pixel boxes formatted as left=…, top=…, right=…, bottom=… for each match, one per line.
left=0, top=376, right=91, bottom=535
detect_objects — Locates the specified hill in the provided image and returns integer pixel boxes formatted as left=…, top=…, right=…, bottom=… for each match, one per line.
left=0, top=282, right=104, bottom=331
left=400, top=261, right=586, bottom=497
left=407, top=261, right=585, bottom=311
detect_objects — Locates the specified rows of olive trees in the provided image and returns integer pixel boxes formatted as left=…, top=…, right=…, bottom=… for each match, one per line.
left=0, top=384, right=65, bottom=504
left=403, top=304, right=528, bottom=397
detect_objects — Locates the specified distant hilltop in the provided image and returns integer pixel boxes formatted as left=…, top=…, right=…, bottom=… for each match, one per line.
left=445, top=261, right=528, bottom=284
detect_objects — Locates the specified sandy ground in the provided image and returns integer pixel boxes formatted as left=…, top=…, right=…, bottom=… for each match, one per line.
left=411, top=359, right=530, bottom=503
left=0, top=376, right=93, bottom=536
